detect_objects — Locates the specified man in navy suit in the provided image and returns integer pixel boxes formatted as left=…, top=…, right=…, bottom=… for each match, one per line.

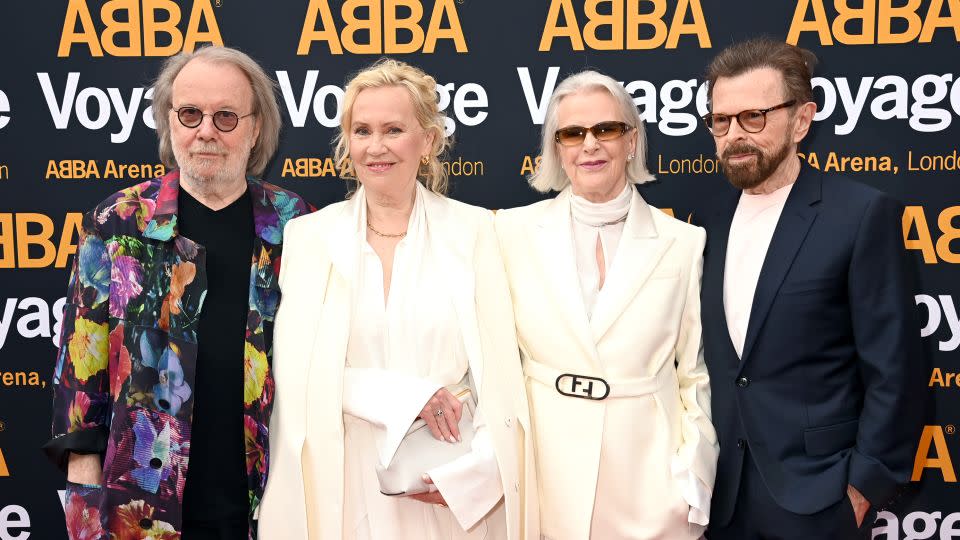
left=699, top=38, right=925, bottom=539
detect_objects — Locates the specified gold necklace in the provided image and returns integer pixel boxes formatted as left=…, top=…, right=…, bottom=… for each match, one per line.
left=367, top=220, right=407, bottom=239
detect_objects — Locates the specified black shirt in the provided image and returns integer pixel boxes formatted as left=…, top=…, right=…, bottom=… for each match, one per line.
left=178, top=187, right=254, bottom=527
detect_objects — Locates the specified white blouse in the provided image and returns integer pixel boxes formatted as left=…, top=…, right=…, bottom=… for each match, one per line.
left=570, top=183, right=632, bottom=319
left=339, top=185, right=503, bottom=540
left=569, top=185, right=712, bottom=529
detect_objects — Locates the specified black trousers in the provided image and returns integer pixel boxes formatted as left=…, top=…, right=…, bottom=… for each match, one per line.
left=707, top=451, right=866, bottom=540
left=181, top=518, right=249, bottom=540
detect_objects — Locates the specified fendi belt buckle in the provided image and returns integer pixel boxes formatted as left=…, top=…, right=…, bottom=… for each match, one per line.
left=555, top=373, right=610, bottom=400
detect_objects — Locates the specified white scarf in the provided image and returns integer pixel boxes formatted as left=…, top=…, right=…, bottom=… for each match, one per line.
left=570, top=183, right=633, bottom=319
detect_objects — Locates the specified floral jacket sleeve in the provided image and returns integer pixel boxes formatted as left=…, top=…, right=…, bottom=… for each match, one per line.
left=43, top=171, right=314, bottom=540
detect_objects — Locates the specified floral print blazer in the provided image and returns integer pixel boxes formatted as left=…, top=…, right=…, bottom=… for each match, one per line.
left=43, top=170, right=313, bottom=540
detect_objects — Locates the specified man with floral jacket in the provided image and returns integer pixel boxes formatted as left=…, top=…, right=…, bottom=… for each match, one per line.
left=43, top=46, right=313, bottom=540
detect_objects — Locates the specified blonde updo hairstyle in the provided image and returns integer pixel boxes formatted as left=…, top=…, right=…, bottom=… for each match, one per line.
left=334, top=59, right=450, bottom=195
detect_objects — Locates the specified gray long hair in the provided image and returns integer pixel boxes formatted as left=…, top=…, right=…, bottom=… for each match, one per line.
left=529, top=70, right=654, bottom=193
left=152, top=45, right=282, bottom=178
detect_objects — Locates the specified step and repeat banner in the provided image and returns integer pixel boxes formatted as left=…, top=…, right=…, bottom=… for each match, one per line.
left=1, top=0, right=958, bottom=538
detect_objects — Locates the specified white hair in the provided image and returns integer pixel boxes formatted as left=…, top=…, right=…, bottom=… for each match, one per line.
left=529, top=70, right=654, bottom=193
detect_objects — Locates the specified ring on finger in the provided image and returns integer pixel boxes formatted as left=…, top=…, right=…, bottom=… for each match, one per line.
left=434, top=409, right=444, bottom=417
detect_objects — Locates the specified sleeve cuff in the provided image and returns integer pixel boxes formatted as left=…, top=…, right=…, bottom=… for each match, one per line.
left=848, top=450, right=900, bottom=507
left=341, top=367, right=442, bottom=468
left=428, top=426, right=503, bottom=531
left=42, top=427, right=109, bottom=473
left=375, top=379, right=440, bottom=468
left=671, top=456, right=712, bottom=527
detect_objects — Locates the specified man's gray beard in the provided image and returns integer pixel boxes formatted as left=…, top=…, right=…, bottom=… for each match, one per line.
left=180, top=159, right=237, bottom=187
left=720, top=136, right=793, bottom=191
left=172, top=144, right=250, bottom=191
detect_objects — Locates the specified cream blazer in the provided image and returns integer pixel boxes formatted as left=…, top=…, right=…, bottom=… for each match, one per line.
left=258, top=188, right=539, bottom=540
left=495, top=188, right=718, bottom=540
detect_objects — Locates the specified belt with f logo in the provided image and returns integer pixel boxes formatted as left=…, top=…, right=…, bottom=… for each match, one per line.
left=524, top=358, right=673, bottom=400
left=555, top=373, right=610, bottom=400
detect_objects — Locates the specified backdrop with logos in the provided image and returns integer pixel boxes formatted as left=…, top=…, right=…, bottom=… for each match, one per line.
left=0, top=1, right=957, bottom=538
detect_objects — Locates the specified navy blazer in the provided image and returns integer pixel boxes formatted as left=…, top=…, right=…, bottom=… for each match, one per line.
left=700, top=161, right=925, bottom=524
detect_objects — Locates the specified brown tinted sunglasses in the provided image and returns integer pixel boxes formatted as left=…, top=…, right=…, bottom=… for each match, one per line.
left=555, top=121, right=633, bottom=146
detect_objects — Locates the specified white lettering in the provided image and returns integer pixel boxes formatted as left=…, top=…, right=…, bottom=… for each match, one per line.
left=75, top=87, right=110, bottom=130
left=0, top=297, right=67, bottom=350
left=0, top=90, right=9, bottom=130
left=834, top=77, right=873, bottom=136
left=871, top=76, right=909, bottom=121
left=903, top=510, right=938, bottom=540
left=0, top=505, right=30, bottom=540
left=658, top=79, right=699, bottom=136
left=915, top=294, right=960, bottom=352
left=519, top=69, right=960, bottom=136
left=109, top=87, right=145, bottom=143
left=813, top=76, right=837, bottom=120
left=517, top=66, right=560, bottom=125
left=310, top=84, right=343, bottom=129
left=625, top=80, right=657, bottom=123
left=0, top=299, right=15, bottom=350
left=276, top=70, right=486, bottom=135
left=911, top=74, right=953, bottom=133
left=278, top=70, right=325, bottom=128
left=37, top=72, right=150, bottom=143
left=38, top=72, right=78, bottom=129
left=942, top=513, right=960, bottom=537
left=15, top=298, right=50, bottom=340
left=142, top=87, right=156, bottom=130
left=52, top=297, right=67, bottom=349
left=872, top=510, right=960, bottom=539
left=450, top=83, right=488, bottom=127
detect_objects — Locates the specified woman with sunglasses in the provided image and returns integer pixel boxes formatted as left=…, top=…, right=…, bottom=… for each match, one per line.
left=495, top=70, right=719, bottom=539
left=258, top=59, right=538, bottom=539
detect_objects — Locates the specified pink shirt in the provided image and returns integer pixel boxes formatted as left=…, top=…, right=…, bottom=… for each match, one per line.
left=723, top=183, right=795, bottom=359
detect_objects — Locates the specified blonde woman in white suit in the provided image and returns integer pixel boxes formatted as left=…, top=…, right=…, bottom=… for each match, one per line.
left=258, top=60, right=538, bottom=540
left=495, top=71, right=718, bottom=540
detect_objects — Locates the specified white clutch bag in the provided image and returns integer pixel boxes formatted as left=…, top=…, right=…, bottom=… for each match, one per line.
left=376, top=385, right=476, bottom=496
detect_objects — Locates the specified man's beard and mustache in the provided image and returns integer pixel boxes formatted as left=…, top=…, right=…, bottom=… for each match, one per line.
left=173, top=140, right=252, bottom=187
left=719, top=134, right=793, bottom=191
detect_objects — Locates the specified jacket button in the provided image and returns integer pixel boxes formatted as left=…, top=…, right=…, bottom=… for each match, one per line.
left=158, top=399, right=171, bottom=410
left=149, top=458, right=163, bottom=469
left=504, top=417, right=512, bottom=427
left=515, top=482, right=520, bottom=492
left=139, top=518, right=153, bottom=530
left=737, top=439, right=746, bottom=450
left=736, top=377, right=749, bottom=388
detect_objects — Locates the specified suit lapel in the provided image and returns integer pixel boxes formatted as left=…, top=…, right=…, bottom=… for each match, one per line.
left=589, top=190, right=672, bottom=343
left=421, top=188, right=485, bottom=387
left=705, top=188, right=742, bottom=367
left=326, top=190, right=363, bottom=286
left=533, top=189, right=599, bottom=364
left=739, top=166, right=822, bottom=367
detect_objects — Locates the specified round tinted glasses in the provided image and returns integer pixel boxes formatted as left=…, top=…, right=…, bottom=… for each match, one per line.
left=173, top=106, right=255, bottom=132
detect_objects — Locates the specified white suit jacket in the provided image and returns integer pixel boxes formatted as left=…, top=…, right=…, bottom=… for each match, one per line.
left=258, top=188, right=539, bottom=540
left=495, top=187, right=718, bottom=540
